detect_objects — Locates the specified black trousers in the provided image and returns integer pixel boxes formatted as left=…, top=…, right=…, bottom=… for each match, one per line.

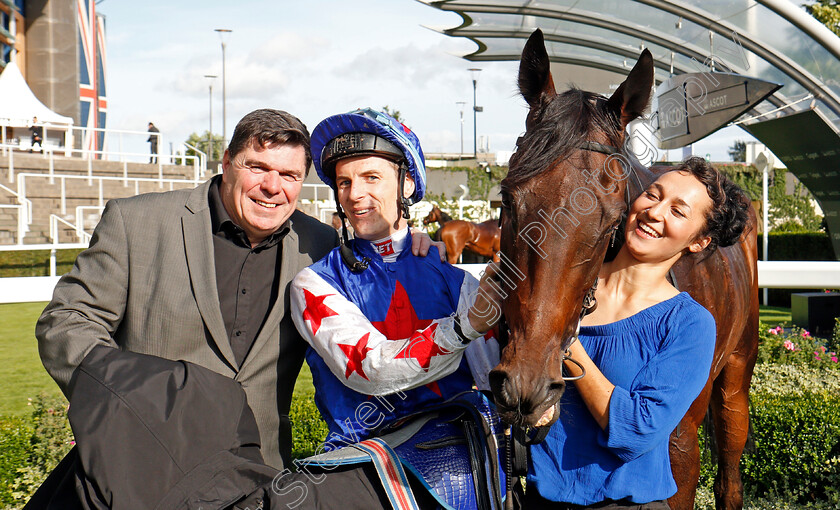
left=268, top=463, right=440, bottom=509
left=524, top=489, right=670, bottom=510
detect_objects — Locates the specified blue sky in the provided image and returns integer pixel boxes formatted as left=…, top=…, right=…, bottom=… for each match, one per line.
left=100, top=0, right=753, bottom=161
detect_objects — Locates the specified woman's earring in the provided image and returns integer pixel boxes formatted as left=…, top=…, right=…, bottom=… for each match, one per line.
left=610, top=225, right=618, bottom=247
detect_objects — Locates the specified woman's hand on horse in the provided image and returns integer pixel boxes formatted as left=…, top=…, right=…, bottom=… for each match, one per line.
left=468, top=262, right=503, bottom=334
left=411, top=228, right=447, bottom=262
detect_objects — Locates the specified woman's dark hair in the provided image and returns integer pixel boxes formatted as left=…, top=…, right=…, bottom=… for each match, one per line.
left=674, top=157, right=750, bottom=252
left=227, top=109, right=312, bottom=174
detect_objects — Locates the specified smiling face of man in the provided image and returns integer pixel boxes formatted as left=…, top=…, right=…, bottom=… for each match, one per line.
left=334, top=155, right=415, bottom=241
left=219, top=141, right=307, bottom=247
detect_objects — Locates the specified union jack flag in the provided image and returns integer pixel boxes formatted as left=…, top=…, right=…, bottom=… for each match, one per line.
left=78, top=0, right=107, bottom=156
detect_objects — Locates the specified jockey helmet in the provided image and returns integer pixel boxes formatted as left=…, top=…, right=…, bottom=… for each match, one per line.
left=311, top=108, right=426, bottom=204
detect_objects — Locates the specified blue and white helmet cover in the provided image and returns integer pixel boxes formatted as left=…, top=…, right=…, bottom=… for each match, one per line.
left=311, top=107, right=426, bottom=203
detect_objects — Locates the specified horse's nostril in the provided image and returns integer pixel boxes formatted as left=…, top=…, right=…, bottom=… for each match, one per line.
left=548, top=380, right=566, bottom=392
left=489, top=369, right=517, bottom=406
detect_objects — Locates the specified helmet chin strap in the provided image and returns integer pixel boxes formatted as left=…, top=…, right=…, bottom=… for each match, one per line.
left=333, top=188, right=370, bottom=273
left=397, top=161, right=412, bottom=220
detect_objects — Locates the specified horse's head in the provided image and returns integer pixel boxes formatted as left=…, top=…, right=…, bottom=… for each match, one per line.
left=422, top=206, right=440, bottom=225
left=489, top=29, right=653, bottom=427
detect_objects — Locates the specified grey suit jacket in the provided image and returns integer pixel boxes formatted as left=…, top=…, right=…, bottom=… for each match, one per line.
left=36, top=176, right=338, bottom=469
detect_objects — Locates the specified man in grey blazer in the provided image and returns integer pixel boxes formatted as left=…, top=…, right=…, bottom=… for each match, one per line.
left=36, top=109, right=338, bottom=470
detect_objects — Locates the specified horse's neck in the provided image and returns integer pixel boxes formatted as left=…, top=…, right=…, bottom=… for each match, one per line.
left=440, top=212, right=452, bottom=224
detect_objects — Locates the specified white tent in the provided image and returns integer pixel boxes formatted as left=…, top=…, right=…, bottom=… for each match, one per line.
left=0, top=61, right=73, bottom=154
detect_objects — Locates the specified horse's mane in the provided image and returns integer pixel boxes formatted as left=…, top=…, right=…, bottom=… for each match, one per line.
left=502, top=88, right=622, bottom=191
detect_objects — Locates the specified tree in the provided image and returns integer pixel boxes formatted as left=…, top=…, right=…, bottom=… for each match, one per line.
left=728, top=140, right=746, bottom=162
left=381, top=105, right=405, bottom=124
left=768, top=167, right=822, bottom=231
left=806, top=0, right=840, bottom=37
left=716, top=164, right=823, bottom=231
left=185, top=131, right=224, bottom=161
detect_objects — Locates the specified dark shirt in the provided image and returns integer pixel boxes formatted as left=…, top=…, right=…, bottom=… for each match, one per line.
left=208, top=179, right=290, bottom=366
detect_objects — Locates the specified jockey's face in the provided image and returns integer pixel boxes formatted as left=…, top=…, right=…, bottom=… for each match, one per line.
left=220, top=142, right=306, bottom=247
left=335, top=155, right=415, bottom=241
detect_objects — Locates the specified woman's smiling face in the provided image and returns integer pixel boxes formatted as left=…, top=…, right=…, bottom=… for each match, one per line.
left=624, top=170, right=714, bottom=262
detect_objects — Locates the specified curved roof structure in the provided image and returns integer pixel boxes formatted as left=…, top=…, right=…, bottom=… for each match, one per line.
left=420, top=0, right=840, bottom=127
left=422, top=0, right=840, bottom=258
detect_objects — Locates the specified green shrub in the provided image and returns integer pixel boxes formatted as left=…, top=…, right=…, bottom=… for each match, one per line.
left=0, top=392, right=329, bottom=504
left=751, top=363, right=840, bottom=395
left=757, top=322, right=840, bottom=368
left=0, top=417, right=32, bottom=506
left=290, top=393, right=329, bottom=462
left=7, top=393, right=73, bottom=505
left=742, top=392, right=840, bottom=505
left=831, top=318, right=840, bottom=354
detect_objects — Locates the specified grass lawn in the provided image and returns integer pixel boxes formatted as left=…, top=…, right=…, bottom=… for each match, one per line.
left=0, top=301, right=317, bottom=418
left=0, top=302, right=63, bottom=417
left=759, top=305, right=792, bottom=327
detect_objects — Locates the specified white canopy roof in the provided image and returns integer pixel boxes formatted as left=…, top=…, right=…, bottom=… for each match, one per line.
left=0, top=62, right=73, bottom=126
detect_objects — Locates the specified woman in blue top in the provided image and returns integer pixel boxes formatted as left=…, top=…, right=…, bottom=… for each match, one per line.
left=526, top=157, right=751, bottom=509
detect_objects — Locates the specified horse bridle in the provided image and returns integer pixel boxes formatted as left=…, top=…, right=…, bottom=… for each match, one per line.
left=500, top=140, right=642, bottom=508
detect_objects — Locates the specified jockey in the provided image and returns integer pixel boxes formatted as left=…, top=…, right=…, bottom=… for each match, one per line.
left=290, top=108, right=507, bottom=509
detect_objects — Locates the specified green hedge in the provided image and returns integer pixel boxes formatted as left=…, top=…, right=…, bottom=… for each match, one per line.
left=0, top=394, right=74, bottom=507
left=0, top=417, right=31, bottom=507
left=0, top=249, right=84, bottom=278
left=743, top=392, right=840, bottom=505
left=0, top=392, right=329, bottom=506
left=5, top=372, right=840, bottom=508
left=756, top=232, right=834, bottom=261
left=696, top=361, right=840, bottom=508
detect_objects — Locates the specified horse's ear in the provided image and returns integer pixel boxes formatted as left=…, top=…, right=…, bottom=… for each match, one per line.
left=518, top=29, right=556, bottom=108
left=607, top=48, right=654, bottom=128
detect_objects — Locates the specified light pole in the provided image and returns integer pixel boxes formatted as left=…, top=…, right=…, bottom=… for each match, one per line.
left=456, top=101, right=466, bottom=157
left=468, top=68, right=482, bottom=159
left=215, top=29, right=232, bottom=151
left=204, top=74, right=217, bottom=159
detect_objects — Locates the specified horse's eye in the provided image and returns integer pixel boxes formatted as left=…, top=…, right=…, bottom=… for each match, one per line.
left=500, top=192, right=513, bottom=210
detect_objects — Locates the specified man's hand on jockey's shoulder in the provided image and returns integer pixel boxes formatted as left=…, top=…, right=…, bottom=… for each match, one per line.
left=468, top=262, right=503, bottom=334
left=410, top=228, right=447, bottom=262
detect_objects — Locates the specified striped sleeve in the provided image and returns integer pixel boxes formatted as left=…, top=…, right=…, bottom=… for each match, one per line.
left=290, top=267, right=483, bottom=396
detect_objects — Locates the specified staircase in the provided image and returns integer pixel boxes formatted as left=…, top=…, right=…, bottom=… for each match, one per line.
left=0, top=151, right=207, bottom=245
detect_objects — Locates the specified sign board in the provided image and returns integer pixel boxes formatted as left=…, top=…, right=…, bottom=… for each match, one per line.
left=654, top=72, right=780, bottom=150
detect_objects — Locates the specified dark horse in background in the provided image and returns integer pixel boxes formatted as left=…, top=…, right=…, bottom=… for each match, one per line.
left=422, top=205, right=501, bottom=264
left=488, top=30, right=758, bottom=509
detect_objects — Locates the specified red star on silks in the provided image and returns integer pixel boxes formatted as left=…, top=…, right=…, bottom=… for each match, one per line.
left=301, top=289, right=338, bottom=335
left=425, top=381, right=442, bottom=397
left=371, top=281, right=432, bottom=340
left=395, top=324, right=446, bottom=372
left=339, top=332, right=372, bottom=381
left=370, top=281, right=446, bottom=395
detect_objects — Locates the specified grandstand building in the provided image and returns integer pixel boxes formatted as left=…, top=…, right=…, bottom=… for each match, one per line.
left=1, top=0, right=107, bottom=150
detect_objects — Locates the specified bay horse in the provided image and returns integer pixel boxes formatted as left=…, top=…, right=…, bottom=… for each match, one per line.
left=489, top=30, right=758, bottom=510
left=439, top=219, right=501, bottom=264
left=422, top=205, right=453, bottom=227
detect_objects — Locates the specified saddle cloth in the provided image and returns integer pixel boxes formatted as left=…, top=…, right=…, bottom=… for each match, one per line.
left=296, top=390, right=508, bottom=510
